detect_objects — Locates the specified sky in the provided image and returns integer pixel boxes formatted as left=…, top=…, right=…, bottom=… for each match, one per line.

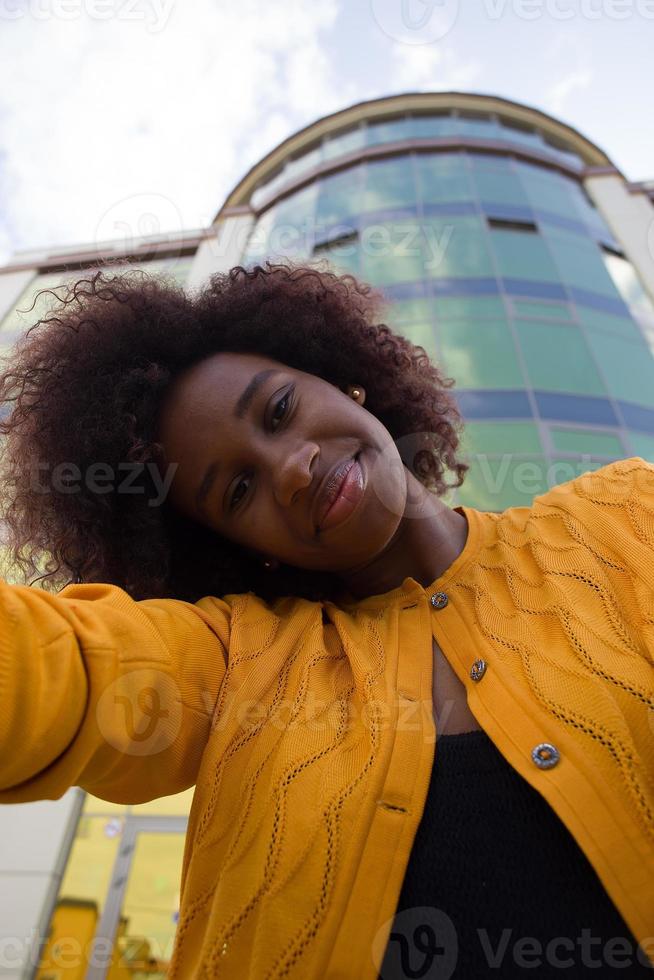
left=0, top=0, right=652, bottom=264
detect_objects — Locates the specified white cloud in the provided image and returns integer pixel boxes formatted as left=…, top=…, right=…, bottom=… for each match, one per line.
left=541, top=34, right=594, bottom=115
left=0, top=0, right=344, bottom=262
left=389, top=42, right=482, bottom=92
left=545, top=67, right=594, bottom=115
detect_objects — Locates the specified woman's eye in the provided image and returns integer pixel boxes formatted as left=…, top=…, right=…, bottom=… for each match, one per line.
left=229, top=476, right=250, bottom=510
left=228, top=388, right=293, bottom=511
left=271, top=389, right=292, bottom=430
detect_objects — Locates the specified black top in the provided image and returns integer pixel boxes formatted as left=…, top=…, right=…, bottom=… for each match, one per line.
left=379, top=730, right=652, bottom=979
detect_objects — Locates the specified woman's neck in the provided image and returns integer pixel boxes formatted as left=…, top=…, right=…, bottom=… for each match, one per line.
left=337, top=481, right=469, bottom=601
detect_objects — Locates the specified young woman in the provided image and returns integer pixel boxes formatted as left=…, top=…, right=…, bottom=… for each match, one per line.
left=0, top=263, right=652, bottom=978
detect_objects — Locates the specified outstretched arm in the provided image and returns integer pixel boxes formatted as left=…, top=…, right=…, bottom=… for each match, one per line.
left=0, top=580, right=230, bottom=805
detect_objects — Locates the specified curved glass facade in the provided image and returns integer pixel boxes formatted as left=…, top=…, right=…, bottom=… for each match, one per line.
left=250, top=110, right=585, bottom=211
left=243, top=136, right=654, bottom=511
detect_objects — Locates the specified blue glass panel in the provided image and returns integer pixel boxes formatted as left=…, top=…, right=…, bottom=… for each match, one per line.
left=617, top=401, right=654, bottom=434
left=534, top=391, right=618, bottom=425
left=315, top=167, right=365, bottom=227
left=533, top=209, right=588, bottom=237
left=383, top=280, right=430, bottom=300
left=384, top=279, right=503, bottom=300
left=422, top=202, right=478, bottom=218
left=465, top=152, right=513, bottom=172
left=364, top=117, right=412, bottom=146
left=323, top=126, right=366, bottom=161
left=503, top=279, right=569, bottom=301
left=497, top=119, right=543, bottom=149
left=455, top=114, right=503, bottom=140
left=363, top=157, right=418, bottom=212
left=430, top=277, right=500, bottom=296
left=360, top=207, right=420, bottom=226
left=406, top=114, right=458, bottom=139
left=454, top=389, right=533, bottom=419
left=569, top=288, right=630, bottom=317
left=415, top=153, right=474, bottom=204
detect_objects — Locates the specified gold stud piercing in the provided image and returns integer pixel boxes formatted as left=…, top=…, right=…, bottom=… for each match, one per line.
left=347, top=385, right=365, bottom=404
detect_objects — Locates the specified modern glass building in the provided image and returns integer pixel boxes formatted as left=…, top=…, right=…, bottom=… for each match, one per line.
left=1, top=92, right=654, bottom=978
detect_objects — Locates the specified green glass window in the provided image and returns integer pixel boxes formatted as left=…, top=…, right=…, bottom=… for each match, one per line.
left=365, top=117, right=412, bottom=146
left=361, top=220, right=425, bottom=286
left=401, top=322, right=439, bottom=362
left=515, top=163, right=580, bottom=217
left=455, top=114, right=502, bottom=140
left=458, top=454, right=551, bottom=510
left=584, top=327, right=654, bottom=408
left=459, top=421, right=543, bottom=456
left=315, top=166, right=364, bottom=227
left=406, top=113, right=458, bottom=138
left=498, top=118, right=543, bottom=149
left=548, top=456, right=605, bottom=484
left=314, top=243, right=362, bottom=278
left=272, top=184, right=317, bottom=228
left=470, top=161, right=531, bottom=208
left=438, top=319, right=524, bottom=389
left=385, top=297, right=436, bottom=325
left=434, top=295, right=507, bottom=320
left=465, top=152, right=513, bottom=172
left=362, top=158, right=418, bottom=213
left=489, top=228, right=560, bottom=283
left=323, top=125, right=366, bottom=161
left=266, top=186, right=318, bottom=261
left=415, top=153, right=473, bottom=204
left=545, top=233, right=623, bottom=298
left=424, top=216, right=495, bottom=278
left=283, top=144, right=323, bottom=183
left=515, top=320, right=606, bottom=395
left=511, top=300, right=573, bottom=321
left=574, top=306, right=644, bottom=342
left=627, top=432, right=654, bottom=462
left=549, top=427, right=624, bottom=457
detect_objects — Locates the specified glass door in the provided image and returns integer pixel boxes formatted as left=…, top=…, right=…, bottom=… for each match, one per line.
left=85, top=816, right=187, bottom=980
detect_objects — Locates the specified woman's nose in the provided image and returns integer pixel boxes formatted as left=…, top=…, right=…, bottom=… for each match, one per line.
left=272, top=441, right=319, bottom=508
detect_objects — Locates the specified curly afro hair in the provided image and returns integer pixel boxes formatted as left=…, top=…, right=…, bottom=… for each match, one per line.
left=0, top=261, right=469, bottom=603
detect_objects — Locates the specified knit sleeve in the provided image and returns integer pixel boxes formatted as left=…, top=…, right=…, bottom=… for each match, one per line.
left=0, top=580, right=230, bottom=805
left=541, top=455, right=654, bottom=665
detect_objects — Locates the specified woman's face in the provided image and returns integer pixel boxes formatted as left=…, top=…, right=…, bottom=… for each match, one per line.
left=156, top=350, right=409, bottom=573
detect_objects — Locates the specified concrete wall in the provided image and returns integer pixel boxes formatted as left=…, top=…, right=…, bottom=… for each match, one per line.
left=0, top=791, right=84, bottom=980
left=0, top=269, right=34, bottom=326
left=585, top=174, right=654, bottom=303
left=185, top=212, right=255, bottom=292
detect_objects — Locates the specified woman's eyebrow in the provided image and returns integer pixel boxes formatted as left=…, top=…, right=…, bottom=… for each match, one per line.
left=234, top=368, right=281, bottom=419
left=195, top=368, right=283, bottom=513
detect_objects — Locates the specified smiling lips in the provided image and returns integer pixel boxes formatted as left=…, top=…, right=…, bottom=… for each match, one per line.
left=315, top=456, right=366, bottom=531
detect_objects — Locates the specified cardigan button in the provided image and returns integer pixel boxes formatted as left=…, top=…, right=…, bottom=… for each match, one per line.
left=430, top=591, right=449, bottom=609
left=531, top=742, right=560, bottom=769
left=470, top=659, right=487, bottom=681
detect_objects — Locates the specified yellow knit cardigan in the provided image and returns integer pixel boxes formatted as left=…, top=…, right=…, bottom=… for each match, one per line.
left=1, top=456, right=653, bottom=977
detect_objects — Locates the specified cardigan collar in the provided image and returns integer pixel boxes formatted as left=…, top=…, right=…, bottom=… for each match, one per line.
left=328, top=504, right=494, bottom=611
